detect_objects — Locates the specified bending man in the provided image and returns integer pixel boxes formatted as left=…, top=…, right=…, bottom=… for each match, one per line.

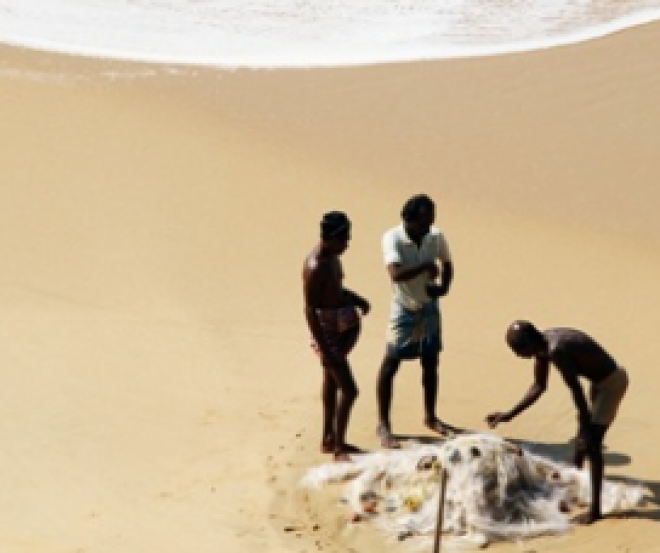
left=486, top=320, right=629, bottom=524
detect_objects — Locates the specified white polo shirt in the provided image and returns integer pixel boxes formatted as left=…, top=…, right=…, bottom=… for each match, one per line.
left=382, top=224, right=452, bottom=310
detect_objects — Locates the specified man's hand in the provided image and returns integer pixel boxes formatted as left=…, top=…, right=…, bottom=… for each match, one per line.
left=486, top=412, right=511, bottom=428
left=344, top=290, right=370, bottom=316
left=356, top=297, right=371, bottom=316
left=426, top=283, right=448, bottom=298
left=424, top=262, right=440, bottom=280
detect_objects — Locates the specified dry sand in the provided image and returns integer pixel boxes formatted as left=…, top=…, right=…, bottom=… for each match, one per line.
left=0, top=21, right=659, bottom=553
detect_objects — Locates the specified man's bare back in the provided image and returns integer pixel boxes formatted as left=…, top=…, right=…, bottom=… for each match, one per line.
left=486, top=320, right=629, bottom=524
left=303, top=246, right=346, bottom=310
left=544, top=328, right=618, bottom=383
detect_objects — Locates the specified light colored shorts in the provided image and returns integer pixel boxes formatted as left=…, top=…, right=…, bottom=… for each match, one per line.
left=386, top=299, right=441, bottom=360
left=590, top=367, right=629, bottom=426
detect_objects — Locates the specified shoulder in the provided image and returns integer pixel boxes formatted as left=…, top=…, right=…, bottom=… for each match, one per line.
left=307, top=252, right=335, bottom=275
left=429, top=226, right=446, bottom=240
left=425, top=227, right=449, bottom=248
left=545, top=328, right=577, bottom=358
left=428, top=227, right=451, bottom=260
left=382, top=225, right=404, bottom=245
left=383, top=225, right=401, bottom=239
left=546, top=327, right=582, bottom=345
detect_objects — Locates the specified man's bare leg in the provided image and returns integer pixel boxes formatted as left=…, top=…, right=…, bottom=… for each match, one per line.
left=576, top=424, right=607, bottom=524
left=377, top=423, right=401, bottom=449
left=327, top=328, right=363, bottom=458
left=573, top=385, right=599, bottom=468
left=421, top=353, right=457, bottom=436
left=376, top=355, right=401, bottom=448
left=425, top=418, right=458, bottom=436
left=328, top=359, right=359, bottom=461
left=572, top=434, right=587, bottom=469
left=321, top=369, right=338, bottom=453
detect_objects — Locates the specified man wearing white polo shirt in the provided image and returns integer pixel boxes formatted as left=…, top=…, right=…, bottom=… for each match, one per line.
left=376, top=194, right=457, bottom=449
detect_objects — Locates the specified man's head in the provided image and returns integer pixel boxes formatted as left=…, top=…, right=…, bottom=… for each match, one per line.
left=401, top=194, right=435, bottom=240
left=506, top=320, right=545, bottom=358
left=320, top=211, right=351, bottom=254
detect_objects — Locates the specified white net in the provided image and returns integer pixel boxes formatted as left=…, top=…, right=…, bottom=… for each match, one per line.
left=301, top=433, right=646, bottom=549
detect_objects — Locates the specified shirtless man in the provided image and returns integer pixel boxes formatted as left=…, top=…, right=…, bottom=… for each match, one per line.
left=486, top=320, right=629, bottom=524
left=303, top=211, right=370, bottom=462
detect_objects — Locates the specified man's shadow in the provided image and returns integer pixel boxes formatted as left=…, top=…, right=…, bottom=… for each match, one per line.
left=392, top=430, right=660, bottom=521
left=513, top=436, right=660, bottom=521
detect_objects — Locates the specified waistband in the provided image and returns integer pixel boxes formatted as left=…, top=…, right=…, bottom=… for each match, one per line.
left=595, top=366, right=627, bottom=387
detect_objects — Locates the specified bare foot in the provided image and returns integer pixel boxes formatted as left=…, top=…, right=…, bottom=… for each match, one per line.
left=322, top=438, right=362, bottom=455
left=573, top=512, right=603, bottom=525
left=426, top=418, right=459, bottom=437
left=377, top=425, right=401, bottom=449
left=334, top=451, right=352, bottom=463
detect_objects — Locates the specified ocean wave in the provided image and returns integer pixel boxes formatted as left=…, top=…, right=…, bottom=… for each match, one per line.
left=1, top=0, right=659, bottom=68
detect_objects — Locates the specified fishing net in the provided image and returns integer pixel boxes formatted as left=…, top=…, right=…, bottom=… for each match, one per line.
left=301, top=433, right=645, bottom=549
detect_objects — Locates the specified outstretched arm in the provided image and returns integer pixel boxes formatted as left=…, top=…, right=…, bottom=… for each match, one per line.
left=486, top=356, right=550, bottom=427
left=559, top=369, right=591, bottom=426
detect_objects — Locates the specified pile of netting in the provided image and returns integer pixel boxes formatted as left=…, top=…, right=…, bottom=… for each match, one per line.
left=301, top=433, right=645, bottom=549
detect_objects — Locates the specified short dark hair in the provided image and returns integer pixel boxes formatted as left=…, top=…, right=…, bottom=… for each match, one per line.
left=320, top=211, right=351, bottom=240
left=506, top=320, right=543, bottom=351
left=401, top=194, right=435, bottom=222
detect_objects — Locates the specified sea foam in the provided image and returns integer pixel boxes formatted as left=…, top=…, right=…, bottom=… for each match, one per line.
left=1, top=0, right=660, bottom=68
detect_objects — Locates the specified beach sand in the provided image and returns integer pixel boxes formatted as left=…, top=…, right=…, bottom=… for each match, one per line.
left=0, top=21, right=659, bottom=553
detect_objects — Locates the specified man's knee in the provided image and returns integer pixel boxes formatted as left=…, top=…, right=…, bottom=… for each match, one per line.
left=421, top=352, right=439, bottom=372
left=380, top=355, right=401, bottom=377
left=342, top=384, right=359, bottom=403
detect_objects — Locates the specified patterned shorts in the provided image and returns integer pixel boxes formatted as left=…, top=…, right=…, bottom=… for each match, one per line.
left=310, top=306, right=361, bottom=360
left=386, top=300, right=441, bottom=360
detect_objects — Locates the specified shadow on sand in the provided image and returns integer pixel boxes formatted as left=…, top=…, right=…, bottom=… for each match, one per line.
left=390, top=428, right=659, bottom=521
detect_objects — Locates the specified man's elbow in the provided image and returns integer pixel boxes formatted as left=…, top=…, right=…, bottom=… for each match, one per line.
left=385, top=263, right=402, bottom=283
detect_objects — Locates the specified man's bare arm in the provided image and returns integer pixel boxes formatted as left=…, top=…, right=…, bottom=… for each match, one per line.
left=303, top=263, right=338, bottom=362
left=559, top=370, right=592, bottom=425
left=488, top=356, right=550, bottom=427
left=427, top=261, right=453, bottom=298
left=551, top=346, right=592, bottom=425
left=508, top=357, right=550, bottom=419
left=387, top=261, right=438, bottom=283
left=343, top=288, right=370, bottom=315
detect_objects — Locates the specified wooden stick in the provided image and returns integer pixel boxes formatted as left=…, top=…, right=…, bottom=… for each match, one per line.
left=432, top=468, right=448, bottom=553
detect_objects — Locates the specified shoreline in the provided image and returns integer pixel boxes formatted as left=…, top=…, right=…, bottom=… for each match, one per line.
left=2, top=5, right=660, bottom=69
